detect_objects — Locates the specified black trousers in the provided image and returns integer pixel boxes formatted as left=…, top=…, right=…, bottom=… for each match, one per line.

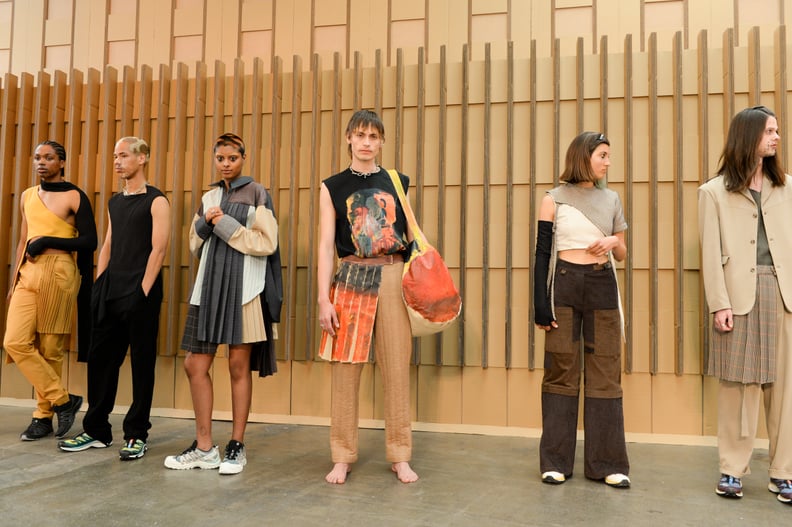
left=539, top=259, right=629, bottom=479
left=82, top=278, right=162, bottom=444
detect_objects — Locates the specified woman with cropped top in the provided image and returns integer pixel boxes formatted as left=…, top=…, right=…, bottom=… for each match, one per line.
left=533, top=131, right=630, bottom=488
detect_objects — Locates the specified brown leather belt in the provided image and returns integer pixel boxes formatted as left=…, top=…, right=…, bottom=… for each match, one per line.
left=341, top=254, right=404, bottom=265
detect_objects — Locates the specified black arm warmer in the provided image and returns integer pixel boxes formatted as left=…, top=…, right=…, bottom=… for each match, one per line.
left=533, top=220, right=554, bottom=326
left=25, top=191, right=98, bottom=256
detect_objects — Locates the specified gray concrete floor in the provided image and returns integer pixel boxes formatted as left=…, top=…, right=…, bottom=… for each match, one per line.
left=0, top=404, right=789, bottom=526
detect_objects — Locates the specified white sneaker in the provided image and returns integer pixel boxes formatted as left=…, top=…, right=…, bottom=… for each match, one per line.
left=164, top=440, right=220, bottom=470
left=219, top=440, right=247, bottom=475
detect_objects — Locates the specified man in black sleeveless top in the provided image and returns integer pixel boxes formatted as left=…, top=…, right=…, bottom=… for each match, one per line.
left=58, top=137, right=171, bottom=461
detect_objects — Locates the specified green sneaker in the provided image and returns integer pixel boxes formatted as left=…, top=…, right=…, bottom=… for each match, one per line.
left=119, top=438, right=147, bottom=460
left=58, top=432, right=111, bottom=452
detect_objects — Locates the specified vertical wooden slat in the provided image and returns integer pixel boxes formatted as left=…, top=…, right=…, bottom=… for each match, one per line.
left=250, top=57, right=265, bottom=184
left=553, top=38, right=560, bottom=186
left=576, top=37, right=584, bottom=133
left=0, top=73, right=19, bottom=331
left=697, top=29, right=710, bottom=373
left=353, top=51, right=362, bottom=112
left=212, top=60, right=226, bottom=146
left=165, top=62, right=189, bottom=357
left=13, top=74, right=34, bottom=214
left=97, top=66, right=118, bottom=240
left=723, top=29, right=735, bottom=127
left=65, top=69, right=83, bottom=202
left=119, top=66, right=136, bottom=137
left=153, top=64, right=171, bottom=192
left=528, top=39, right=537, bottom=370
left=600, top=36, right=608, bottom=134
left=232, top=58, right=245, bottom=134
left=138, top=65, right=153, bottom=148
left=413, top=46, right=426, bottom=366
left=305, top=53, right=322, bottom=361
left=648, top=33, right=659, bottom=375
left=481, top=42, right=491, bottom=369
left=505, top=41, right=514, bottom=369
left=189, top=62, right=208, bottom=289
left=81, top=69, right=101, bottom=212
left=458, top=43, right=469, bottom=366
left=748, top=26, right=761, bottom=106
left=395, top=48, right=404, bottom=170
left=375, top=49, right=383, bottom=118
left=331, top=52, right=342, bottom=175
left=284, top=55, right=303, bottom=362
left=49, top=70, right=68, bottom=142
left=269, top=56, right=283, bottom=213
left=436, top=45, right=448, bottom=366
left=775, top=26, right=788, bottom=168
left=624, top=34, right=634, bottom=373
left=33, top=71, right=51, bottom=150
left=673, top=31, right=684, bottom=375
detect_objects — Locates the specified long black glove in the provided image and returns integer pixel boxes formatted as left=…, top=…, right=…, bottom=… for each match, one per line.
left=534, top=220, right=554, bottom=326
left=25, top=191, right=98, bottom=256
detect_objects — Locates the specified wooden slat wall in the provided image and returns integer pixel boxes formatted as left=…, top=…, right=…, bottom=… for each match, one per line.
left=2, top=27, right=792, bottom=435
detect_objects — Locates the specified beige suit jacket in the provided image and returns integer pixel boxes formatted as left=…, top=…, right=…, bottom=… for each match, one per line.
left=698, top=174, right=792, bottom=315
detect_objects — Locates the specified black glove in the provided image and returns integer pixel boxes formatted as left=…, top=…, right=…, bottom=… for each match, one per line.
left=534, top=220, right=555, bottom=326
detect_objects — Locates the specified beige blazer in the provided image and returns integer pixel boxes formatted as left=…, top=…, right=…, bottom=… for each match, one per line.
left=698, top=174, right=792, bottom=315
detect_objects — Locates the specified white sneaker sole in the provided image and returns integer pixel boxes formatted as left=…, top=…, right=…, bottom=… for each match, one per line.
left=219, top=460, right=246, bottom=475
left=163, top=457, right=220, bottom=470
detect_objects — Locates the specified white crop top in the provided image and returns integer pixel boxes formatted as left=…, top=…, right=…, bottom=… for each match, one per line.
left=554, top=204, right=604, bottom=251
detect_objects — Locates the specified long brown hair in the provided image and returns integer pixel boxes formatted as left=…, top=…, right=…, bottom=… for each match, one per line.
left=716, top=106, right=785, bottom=192
left=345, top=109, right=385, bottom=156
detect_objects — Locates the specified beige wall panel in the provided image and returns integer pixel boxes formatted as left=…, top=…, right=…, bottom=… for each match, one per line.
left=487, top=269, right=508, bottom=367
left=204, top=0, right=240, bottom=67
left=472, top=0, right=507, bottom=14
left=629, top=183, right=649, bottom=267
left=314, top=0, right=347, bottom=27
left=417, top=365, right=462, bottom=424
left=107, top=14, right=136, bottom=42
left=488, top=186, right=508, bottom=267
left=137, top=0, right=174, bottom=72
left=173, top=7, right=204, bottom=37
left=426, top=0, right=469, bottom=64
left=461, top=366, right=508, bottom=426
left=250, top=361, right=292, bottom=415
left=153, top=356, right=176, bottom=409
left=313, top=25, right=346, bottom=67
left=45, top=45, right=71, bottom=73
left=622, top=372, right=653, bottom=432
left=274, top=0, right=311, bottom=71
left=630, top=274, right=653, bottom=373
left=682, top=185, right=700, bottom=269
left=532, top=112, right=556, bottom=182
left=596, top=0, right=639, bottom=51
left=210, top=356, right=233, bottom=413
left=0, top=355, right=35, bottom=400
left=688, top=0, right=734, bottom=50
left=391, top=20, right=425, bottom=64
left=470, top=15, right=509, bottom=61
left=290, top=360, right=331, bottom=418
left=511, top=186, right=533, bottom=268
left=683, top=306, right=703, bottom=375
left=44, top=18, right=71, bottom=47
left=10, top=0, right=44, bottom=75
left=656, top=184, right=675, bottom=269
left=463, top=269, right=484, bottom=366
left=509, top=269, right=532, bottom=369
left=392, top=0, right=425, bottom=20
left=512, top=106, right=532, bottom=185
left=652, top=373, right=703, bottom=435
left=65, top=355, right=86, bottom=398
left=441, top=187, right=463, bottom=268
left=506, top=368, right=543, bottom=428
left=241, top=0, right=273, bottom=31
left=737, top=0, right=780, bottom=31
left=464, top=185, right=484, bottom=267
left=656, top=269, right=677, bottom=373
left=348, top=0, right=388, bottom=68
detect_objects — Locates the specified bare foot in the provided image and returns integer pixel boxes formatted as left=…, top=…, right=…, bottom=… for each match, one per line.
left=325, top=462, right=350, bottom=484
left=391, top=461, right=419, bottom=483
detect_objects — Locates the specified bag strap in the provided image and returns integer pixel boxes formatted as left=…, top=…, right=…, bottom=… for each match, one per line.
left=386, top=169, right=427, bottom=249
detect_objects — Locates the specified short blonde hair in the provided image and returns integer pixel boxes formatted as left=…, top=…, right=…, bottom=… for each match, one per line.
left=117, top=137, right=150, bottom=162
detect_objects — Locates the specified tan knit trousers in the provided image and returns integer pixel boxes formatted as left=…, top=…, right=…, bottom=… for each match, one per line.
left=329, top=261, right=413, bottom=464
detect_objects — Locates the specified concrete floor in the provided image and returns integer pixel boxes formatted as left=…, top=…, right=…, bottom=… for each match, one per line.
left=0, top=404, right=789, bottom=526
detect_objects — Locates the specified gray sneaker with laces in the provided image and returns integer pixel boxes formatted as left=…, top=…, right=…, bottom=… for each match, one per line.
left=164, top=440, right=220, bottom=470
left=219, top=440, right=247, bottom=475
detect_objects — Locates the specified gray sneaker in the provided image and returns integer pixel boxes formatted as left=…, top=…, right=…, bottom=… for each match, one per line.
left=164, top=440, right=220, bottom=470
left=219, top=440, right=247, bottom=475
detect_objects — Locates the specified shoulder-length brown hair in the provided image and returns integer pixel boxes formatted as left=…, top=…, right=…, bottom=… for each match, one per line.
left=560, top=131, right=609, bottom=184
left=716, top=105, right=785, bottom=192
